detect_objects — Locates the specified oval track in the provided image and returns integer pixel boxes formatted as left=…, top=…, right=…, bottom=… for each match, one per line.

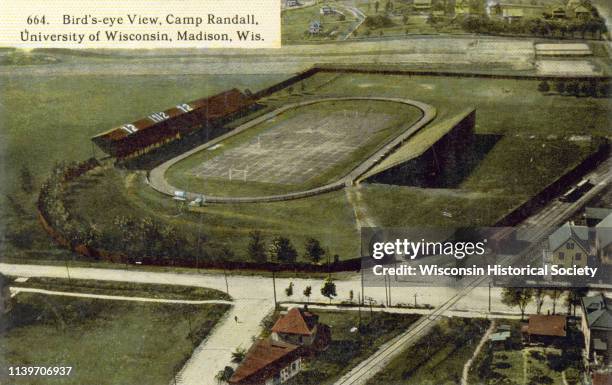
left=148, top=97, right=436, bottom=203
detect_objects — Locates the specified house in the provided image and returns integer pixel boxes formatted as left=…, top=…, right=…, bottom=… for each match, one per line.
left=320, top=5, right=334, bottom=15
left=581, top=294, right=612, bottom=368
left=271, top=307, right=331, bottom=351
left=309, top=20, right=322, bottom=34
left=285, top=0, right=299, bottom=7
left=228, top=339, right=302, bottom=385
left=522, top=314, right=567, bottom=343
left=585, top=207, right=612, bottom=227
left=495, top=3, right=546, bottom=21
left=413, top=0, right=433, bottom=11
left=572, top=5, right=591, bottom=18
left=592, top=372, right=612, bottom=385
left=548, top=222, right=590, bottom=268
left=596, top=213, right=612, bottom=266
left=550, top=6, right=567, bottom=18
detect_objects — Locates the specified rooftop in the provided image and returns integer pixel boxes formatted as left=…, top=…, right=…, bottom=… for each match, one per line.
left=582, top=293, right=612, bottom=330
left=525, top=314, right=567, bottom=337
left=229, top=339, right=299, bottom=384
left=272, top=307, right=319, bottom=336
left=548, top=221, right=589, bottom=252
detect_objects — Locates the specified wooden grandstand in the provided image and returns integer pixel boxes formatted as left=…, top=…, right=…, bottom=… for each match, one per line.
left=91, top=88, right=255, bottom=159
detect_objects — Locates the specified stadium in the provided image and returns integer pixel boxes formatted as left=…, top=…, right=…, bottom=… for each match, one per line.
left=92, top=68, right=482, bottom=204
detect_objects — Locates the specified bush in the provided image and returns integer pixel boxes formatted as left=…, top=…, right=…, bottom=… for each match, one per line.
left=364, top=15, right=393, bottom=29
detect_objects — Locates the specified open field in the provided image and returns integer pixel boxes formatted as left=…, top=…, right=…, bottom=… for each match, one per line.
left=0, top=72, right=286, bottom=262
left=365, top=317, right=490, bottom=385
left=0, top=293, right=230, bottom=385
left=8, top=277, right=231, bottom=301
left=166, top=99, right=422, bottom=196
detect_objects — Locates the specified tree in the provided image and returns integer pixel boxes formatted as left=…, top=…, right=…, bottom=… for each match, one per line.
left=566, top=80, right=580, bottom=96
left=247, top=230, right=267, bottom=263
left=349, top=289, right=354, bottom=303
left=270, top=236, right=298, bottom=264
left=231, top=347, right=247, bottom=363
left=304, top=238, right=325, bottom=263
left=501, top=287, right=533, bottom=320
left=534, top=287, right=545, bottom=314
left=215, top=366, right=234, bottom=384
left=547, top=288, right=562, bottom=315
left=537, top=80, right=550, bottom=93
left=285, top=282, right=294, bottom=297
left=321, top=277, right=337, bottom=303
left=375, top=0, right=380, bottom=13
left=565, top=287, right=588, bottom=316
left=554, top=80, right=566, bottom=94
left=19, top=165, right=34, bottom=194
left=303, top=286, right=312, bottom=303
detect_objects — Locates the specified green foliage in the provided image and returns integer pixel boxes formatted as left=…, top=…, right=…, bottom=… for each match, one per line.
left=320, top=277, right=337, bottom=302
left=304, top=237, right=325, bottom=263
left=285, top=281, right=294, bottom=297
left=364, top=15, right=394, bottom=29
left=231, top=347, right=247, bottom=363
left=247, top=230, right=267, bottom=263
left=270, top=236, right=298, bottom=264
left=303, top=285, right=312, bottom=301
left=501, top=287, right=533, bottom=319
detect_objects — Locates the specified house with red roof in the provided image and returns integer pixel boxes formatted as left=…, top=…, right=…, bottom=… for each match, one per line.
left=228, top=339, right=302, bottom=385
left=271, top=306, right=331, bottom=351
left=521, top=314, right=567, bottom=344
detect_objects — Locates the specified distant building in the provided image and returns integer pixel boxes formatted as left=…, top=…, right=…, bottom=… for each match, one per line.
left=414, top=0, right=433, bottom=11
left=522, top=314, right=567, bottom=343
left=271, top=307, right=331, bottom=351
left=495, top=3, right=546, bottom=21
left=548, top=222, right=590, bottom=268
left=585, top=207, right=612, bottom=227
left=320, top=5, right=334, bottom=15
left=596, top=213, right=612, bottom=266
left=228, top=339, right=302, bottom=385
left=550, top=5, right=567, bottom=18
left=581, top=294, right=612, bottom=368
left=285, top=0, right=299, bottom=7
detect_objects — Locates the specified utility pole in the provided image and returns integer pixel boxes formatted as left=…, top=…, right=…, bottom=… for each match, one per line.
left=414, top=293, right=417, bottom=308
left=65, top=258, right=71, bottom=284
left=272, top=270, right=278, bottom=310
left=384, top=275, right=389, bottom=306
left=358, top=290, right=362, bottom=327
left=488, top=281, right=491, bottom=313
left=224, top=268, right=229, bottom=296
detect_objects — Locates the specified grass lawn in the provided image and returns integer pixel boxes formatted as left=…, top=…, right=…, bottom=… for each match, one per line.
left=365, top=317, right=490, bottom=385
left=64, top=167, right=360, bottom=262
left=283, top=310, right=421, bottom=385
left=9, top=277, right=231, bottom=301
left=0, top=71, right=286, bottom=262
left=0, top=293, right=230, bottom=385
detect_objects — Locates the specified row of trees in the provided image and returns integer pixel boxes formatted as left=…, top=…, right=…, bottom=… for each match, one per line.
left=460, top=15, right=607, bottom=39
left=539, top=80, right=610, bottom=98
left=247, top=230, right=334, bottom=264
left=501, top=287, right=589, bottom=320
left=284, top=278, right=338, bottom=303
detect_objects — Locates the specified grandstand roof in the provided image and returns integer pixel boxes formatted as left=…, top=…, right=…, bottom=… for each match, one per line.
left=92, top=88, right=253, bottom=157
